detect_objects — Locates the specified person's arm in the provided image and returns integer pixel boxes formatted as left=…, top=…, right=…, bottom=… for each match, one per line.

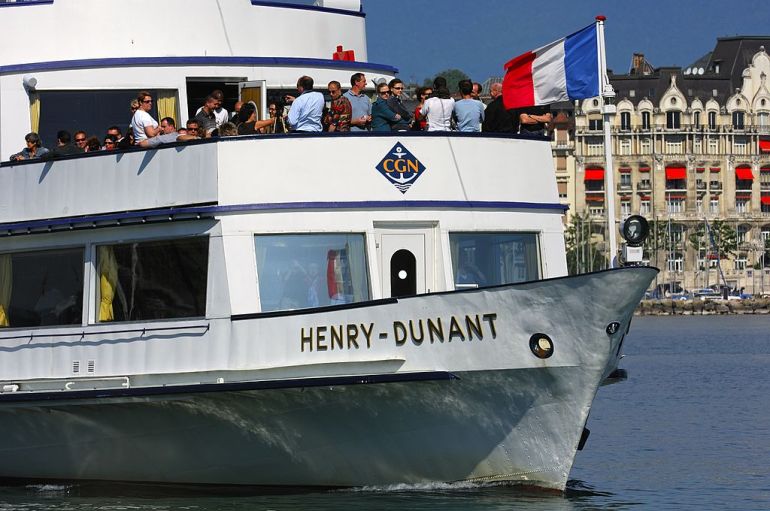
left=144, top=124, right=160, bottom=138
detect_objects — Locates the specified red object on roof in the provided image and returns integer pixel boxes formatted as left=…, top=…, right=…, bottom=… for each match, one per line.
left=735, top=166, right=754, bottom=180
left=332, top=45, right=355, bottom=61
left=761, top=196, right=770, bottom=205
left=584, top=169, right=605, bottom=181
left=665, top=166, right=686, bottom=180
left=759, top=139, right=770, bottom=153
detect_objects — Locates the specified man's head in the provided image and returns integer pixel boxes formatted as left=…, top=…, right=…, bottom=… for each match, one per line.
left=377, top=83, right=390, bottom=99
left=137, top=91, right=153, bottom=112
left=490, top=82, right=503, bottom=99
left=268, top=103, right=278, bottom=118
left=74, top=130, right=87, bottom=149
left=350, top=72, right=366, bottom=92
left=433, top=76, right=448, bottom=90
left=25, top=132, right=42, bottom=148
left=186, top=119, right=200, bottom=132
left=57, top=130, right=72, bottom=146
left=297, top=75, right=314, bottom=93
left=203, top=95, right=217, bottom=114
left=233, top=101, right=243, bottom=113
left=388, top=78, right=405, bottom=98
left=103, top=134, right=118, bottom=150
left=160, top=117, right=176, bottom=135
left=458, top=80, right=473, bottom=98
left=327, top=81, right=342, bottom=100
left=472, top=82, right=483, bottom=100
left=211, top=89, right=224, bottom=110
left=107, top=126, right=122, bottom=138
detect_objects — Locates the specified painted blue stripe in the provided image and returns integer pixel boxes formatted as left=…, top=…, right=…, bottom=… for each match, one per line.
left=0, top=200, right=568, bottom=233
left=250, top=0, right=364, bottom=18
left=0, top=0, right=52, bottom=7
left=0, top=371, right=458, bottom=403
left=564, top=24, right=599, bottom=100
left=0, top=56, right=398, bottom=76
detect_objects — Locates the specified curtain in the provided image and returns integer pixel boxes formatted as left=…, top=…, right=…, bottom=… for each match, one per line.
left=524, top=235, right=540, bottom=280
left=450, top=237, right=461, bottom=286
left=345, top=236, right=368, bottom=302
left=157, top=90, right=178, bottom=125
left=0, top=254, right=12, bottom=327
left=29, top=93, right=40, bottom=134
left=98, top=246, right=118, bottom=322
left=254, top=238, right=269, bottom=310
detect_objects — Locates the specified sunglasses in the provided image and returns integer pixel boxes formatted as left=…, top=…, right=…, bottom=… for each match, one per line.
left=75, top=138, right=86, bottom=142
left=379, top=91, right=390, bottom=95
left=104, top=141, right=115, bottom=145
left=142, top=99, right=153, bottom=103
left=393, top=86, right=404, bottom=90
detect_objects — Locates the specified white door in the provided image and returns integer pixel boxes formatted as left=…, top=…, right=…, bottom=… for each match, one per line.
left=376, top=226, right=435, bottom=298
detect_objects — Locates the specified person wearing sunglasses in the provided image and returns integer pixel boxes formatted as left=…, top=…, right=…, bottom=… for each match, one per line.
left=131, top=91, right=159, bottom=144
left=385, top=78, right=412, bottom=131
left=371, top=83, right=401, bottom=132
left=74, top=131, right=88, bottom=151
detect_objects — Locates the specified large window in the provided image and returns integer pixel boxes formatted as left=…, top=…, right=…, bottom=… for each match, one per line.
left=255, top=234, right=370, bottom=312
left=450, top=233, right=539, bottom=289
left=0, top=248, right=83, bottom=328
left=620, top=111, right=631, bottom=131
left=666, top=111, right=681, bottom=129
left=96, top=237, right=208, bottom=322
left=732, top=111, right=745, bottom=130
left=641, top=111, right=651, bottom=130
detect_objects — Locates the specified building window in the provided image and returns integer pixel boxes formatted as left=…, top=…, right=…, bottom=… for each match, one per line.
left=708, top=138, right=719, bottom=154
left=620, top=111, right=631, bottom=131
left=557, top=180, right=568, bottom=199
left=666, top=199, right=684, bottom=213
left=96, top=238, right=208, bottom=322
left=641, top=111, right=651, bottom=130
left=587, top=142, right=604, bottom=156
left=450, top=233, right=540, bottom=288
left=710, top=198, right=720, bottom=214
left=708, top=111, right=717, bottom=130
left=666, top=111, right=681, bottom=129
left=667, top=254, right=684, bottom=272
left=693, top=111, right=701, bottom=128
left=589, top=206, right=605, bottom=217
left=254, top=233, right=370, bottom=312
left=665, top=139, right=684, bottom=153
left=588, top=118, right=603, bottom=131
left=0, top=248, right=84, bottom=329
left=737, top=225, right=749, bottom=244
left=640, top=138, right=652, bottom=154
left=620, top=202, right=631, bottom=218
left=556, top=156, right=567, bottom=171
left=694, top=138, right=703, bottom=153
left=619, top=138, right=632, bottom=155
left=758, top=112, right=769, bottom=131
left=696, top=199, right=704, bottom=213
left=736, top=199, right=749, bottom=213
left=620, top=173, right=632, bottom=186
left=640, top=200, right=651, bottom=215
left=734, top=256, right=748, bottom=271
left=732, top=111, right=745, bottom=130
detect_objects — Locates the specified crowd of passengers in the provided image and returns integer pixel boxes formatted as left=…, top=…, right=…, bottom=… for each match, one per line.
left=10, top=72, right=551, bottom=162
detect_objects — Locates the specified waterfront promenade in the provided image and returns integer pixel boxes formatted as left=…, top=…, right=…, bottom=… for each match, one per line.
left=636, top=298, right=770, bottom=315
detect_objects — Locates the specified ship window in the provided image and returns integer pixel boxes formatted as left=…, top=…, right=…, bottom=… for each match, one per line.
left=95, top=237, right=208, bottom=323
left=0, top=248, right=83, bottom=329
left=450, top=233, right=540, bottom=289
left=255, top=234, right=370, bottom=312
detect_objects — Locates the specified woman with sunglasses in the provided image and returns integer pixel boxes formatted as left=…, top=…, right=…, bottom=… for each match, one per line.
left=131, top=91, right=159, bottom=144
left=385, top=78, right=412, bottom=131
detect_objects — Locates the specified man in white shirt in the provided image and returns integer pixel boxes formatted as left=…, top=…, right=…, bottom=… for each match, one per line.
left=286, top=75, right=324, bottom=133
left=131, top=91, right=159, bottom=144
left=195, top=89, right=229, bottom=128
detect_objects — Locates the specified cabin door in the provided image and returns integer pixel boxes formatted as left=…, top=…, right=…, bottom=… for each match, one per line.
left=238, top=80, right=267, bottom=119
left=375, top=225, right=435, bottom=298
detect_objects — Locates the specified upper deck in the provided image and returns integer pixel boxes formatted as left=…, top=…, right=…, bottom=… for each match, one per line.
left=0, top=133, right=564, bottom=231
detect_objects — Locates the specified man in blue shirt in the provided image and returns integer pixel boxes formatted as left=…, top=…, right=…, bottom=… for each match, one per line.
left=286, top=75, right=325, bottom=132
left=453, top=80, right=485, bottom=132
left=344, top=72, right=372, bottom=131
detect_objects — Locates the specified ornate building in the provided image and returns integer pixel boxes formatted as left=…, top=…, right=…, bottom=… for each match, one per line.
left=553, top=37, right=770, bottom=295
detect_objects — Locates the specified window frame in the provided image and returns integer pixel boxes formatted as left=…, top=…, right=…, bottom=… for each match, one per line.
left=449, top=231, right=541, bottom=290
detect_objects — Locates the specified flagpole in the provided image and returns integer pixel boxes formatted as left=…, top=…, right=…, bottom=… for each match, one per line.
left=596, top=15, right=618, bottom=267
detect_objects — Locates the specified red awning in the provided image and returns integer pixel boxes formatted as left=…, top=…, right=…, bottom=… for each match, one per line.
left=735, top=166, right=753, bottom=180
left=620, top=195, right=631, bottom=201
left=761, top=196, right=770, bottom=205
left=585, top=195, right=604, bottom=202
left=619, top=167, right=631, bottom=173
left=695, top=167, right=705, bottom=173
left=759, top=139, right=770, bottom=153
left=667, top=194, right=686, bottom=200
left=736, top=193, right=752, bottom=199
left=666, top=166, right=687, bottom=180
left=639, top=165, right=650, bottom=173
left=710, top=167, right=721, bottom=173
left=761, top=166, right=770, bottom=173
left=639, top=195, right=651, bottom=201
left=585, top=169, right=605, bottom=181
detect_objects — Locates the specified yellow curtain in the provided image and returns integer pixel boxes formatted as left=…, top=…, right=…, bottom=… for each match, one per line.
left=0, top=254, right=11, bottom=327
left=156, top=90, right=178, bottom=125
left=29, top=93, right=40, bottom=134
left=98, top=246, right=118, bottom=322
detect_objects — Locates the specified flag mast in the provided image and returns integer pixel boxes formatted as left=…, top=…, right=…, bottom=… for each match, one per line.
left=595, top=15, right=618, bottom=267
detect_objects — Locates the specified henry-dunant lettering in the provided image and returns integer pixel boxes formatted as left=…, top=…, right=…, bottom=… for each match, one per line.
left=300, top=313, right=497, bottom=352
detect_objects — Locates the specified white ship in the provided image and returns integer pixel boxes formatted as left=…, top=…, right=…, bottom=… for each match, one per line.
left=0, top=0, right=656, bottom=491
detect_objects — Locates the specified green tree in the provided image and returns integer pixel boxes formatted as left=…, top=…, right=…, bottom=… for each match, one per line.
left=687, top=219, right=737, bottom=260
left=423, top=68, right=471, bottom=93
left=564, top=213, right=606, bottom=275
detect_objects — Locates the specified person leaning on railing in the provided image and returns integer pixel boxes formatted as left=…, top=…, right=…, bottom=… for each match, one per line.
left=9, top=132, right=49, bottom=161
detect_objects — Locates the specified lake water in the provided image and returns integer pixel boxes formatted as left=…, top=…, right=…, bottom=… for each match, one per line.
left=1, top=315, right=768, bottom=510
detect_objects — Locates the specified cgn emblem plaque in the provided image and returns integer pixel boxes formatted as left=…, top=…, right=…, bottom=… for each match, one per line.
left=375, top=142, right=426, bottom=194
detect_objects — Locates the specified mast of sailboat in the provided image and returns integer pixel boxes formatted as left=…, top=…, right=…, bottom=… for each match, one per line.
left=596, top=16, right=618, bottom=267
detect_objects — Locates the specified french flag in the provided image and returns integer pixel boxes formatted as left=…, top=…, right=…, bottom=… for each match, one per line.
left=502, top=23, right=600, bottom=110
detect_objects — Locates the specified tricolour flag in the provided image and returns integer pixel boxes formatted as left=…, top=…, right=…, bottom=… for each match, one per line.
left=502, top=23, right=600, bottom=110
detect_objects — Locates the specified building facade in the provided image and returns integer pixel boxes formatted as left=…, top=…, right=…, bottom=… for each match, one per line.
left=555, top=38, right=770, bottom=295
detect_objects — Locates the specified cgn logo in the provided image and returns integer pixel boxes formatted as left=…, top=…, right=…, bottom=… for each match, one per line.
left=375, top=142, right=426, bottom=194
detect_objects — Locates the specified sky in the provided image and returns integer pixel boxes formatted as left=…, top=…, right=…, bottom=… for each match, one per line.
left=362, top=0, right=770, bottom=84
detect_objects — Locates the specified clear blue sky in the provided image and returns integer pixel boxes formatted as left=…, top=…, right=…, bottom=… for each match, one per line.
left=363, top=0, right=770, bottom=84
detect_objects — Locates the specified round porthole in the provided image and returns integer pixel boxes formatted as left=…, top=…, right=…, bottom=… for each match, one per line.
left=398, top=270, right=408, bottom=280
left=529, top=334, right=554, bottom=359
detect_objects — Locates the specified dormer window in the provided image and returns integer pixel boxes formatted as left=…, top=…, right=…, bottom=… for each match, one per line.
left=732, top=111, right=745, bottom=130
left=666, top=111, right=681, bottom=129
left=693, top=111, right=701, bottom=128
left=708, top=111, right=717, bottom=130
left=642, top=111, right=651, bottom=130
left=620, top=111, right=631, bottom=131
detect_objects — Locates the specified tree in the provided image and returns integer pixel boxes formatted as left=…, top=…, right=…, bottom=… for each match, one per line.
left=422, top=69, right=470, bottom=94
left=564, top=213, right=606, bottom=275
left=687, top=219, right=737, bottom=260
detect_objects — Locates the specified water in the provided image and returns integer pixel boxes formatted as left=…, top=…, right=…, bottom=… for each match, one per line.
left=1, top=316, right=768, bottom=510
